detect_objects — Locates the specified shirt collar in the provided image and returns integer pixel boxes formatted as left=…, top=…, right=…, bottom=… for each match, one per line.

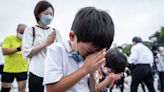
left=63, top=40, right=73, bottom=56
left=35, top=25, right=50, bottom=30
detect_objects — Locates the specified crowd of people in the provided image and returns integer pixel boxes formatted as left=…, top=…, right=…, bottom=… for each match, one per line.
left=0, top=1, right=163, bottom=92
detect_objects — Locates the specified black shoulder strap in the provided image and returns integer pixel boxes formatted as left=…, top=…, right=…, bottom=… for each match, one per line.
left=52, top=28, right=57, bottom=42
left=32, top=27, right=35, bottom=46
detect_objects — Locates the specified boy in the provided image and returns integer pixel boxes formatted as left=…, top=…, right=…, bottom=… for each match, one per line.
left=43, top=7, right=114, bottom=92
left=95, top=49, right=127, bottom=92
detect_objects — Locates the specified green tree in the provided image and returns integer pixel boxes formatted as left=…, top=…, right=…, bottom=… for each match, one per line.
left=122, top=44, right=132, bottom=56
left=150, top=27, right=164, bottom=44
left=158, top=27, right=164, bottom=44
left=143, top=41, right=151, bottom=48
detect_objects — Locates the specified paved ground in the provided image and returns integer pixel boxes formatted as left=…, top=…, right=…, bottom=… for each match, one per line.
left=0, top=74, right=160, bottom=92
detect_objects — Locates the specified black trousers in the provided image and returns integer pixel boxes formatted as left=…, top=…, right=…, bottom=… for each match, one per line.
left=131, top=64, right=156, bottom=92
left=140, top=82, right=146, bottom=92
left=0, top=65, right=3, bottom=74
left=29, top=72, right=44, bottom=92
left=159, top=72, right=164, bottom=92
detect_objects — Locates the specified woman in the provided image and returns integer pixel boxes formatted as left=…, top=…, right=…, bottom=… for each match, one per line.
left=22, top=1, right=62, bottom=92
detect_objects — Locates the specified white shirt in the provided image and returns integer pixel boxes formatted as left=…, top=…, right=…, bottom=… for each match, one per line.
left=156, top=52, right=164, bottom=72
left=128, top=43, right=154, bottom=65
left=22, top=26, right=62, bottom=77
left=0, top=47, right=4, bottom=65
left=43, top=41, right=90, bottom=92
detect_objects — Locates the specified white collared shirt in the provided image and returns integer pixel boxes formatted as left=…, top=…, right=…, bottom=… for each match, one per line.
left=43, top=41, right=90, bottom=92
left=22, top=26, right=62, bottom=77
left=156, top=52, right=164, bottom=72
left=128, top=43, right=154, bottom=65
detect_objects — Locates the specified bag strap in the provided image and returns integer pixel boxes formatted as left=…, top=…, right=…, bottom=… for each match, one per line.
left=32, top=27, right=35, bottom=46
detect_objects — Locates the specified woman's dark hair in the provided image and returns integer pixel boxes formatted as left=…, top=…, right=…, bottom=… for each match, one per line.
left=105, top=49, right=127, bottom=73
left=34, top=1, right=54, bottom=23
left=71, top=7, right=114, bottom=50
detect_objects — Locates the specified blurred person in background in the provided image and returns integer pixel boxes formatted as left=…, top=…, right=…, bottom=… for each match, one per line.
left=128, top=36, right=156, bottom=92
left=1, top=24, right=28, bottom=92
left=155, top=46, right=164, bottom=92
left=0, top=44, right=4, bottom=75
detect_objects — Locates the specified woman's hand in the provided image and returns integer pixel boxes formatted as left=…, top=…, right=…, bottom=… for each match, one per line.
left=45, top=31, right=56, bottom=46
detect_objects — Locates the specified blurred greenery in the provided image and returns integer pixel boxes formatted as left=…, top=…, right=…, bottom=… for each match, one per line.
left=149, top=27, right=164, bottom=44
left=122, top=44, right=132, bottom=56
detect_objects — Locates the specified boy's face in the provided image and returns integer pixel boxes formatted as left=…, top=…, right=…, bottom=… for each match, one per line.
left=77, top=42, right=98, bottom=57
left=69, top=31, right=98, bottom=57
left=104, top=67, right=112, bottom=74
left=104, top=66, right=117, bottom=74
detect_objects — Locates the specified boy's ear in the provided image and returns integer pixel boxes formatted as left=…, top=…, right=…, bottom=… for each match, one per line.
left=69, top=31, right=75, bottom=41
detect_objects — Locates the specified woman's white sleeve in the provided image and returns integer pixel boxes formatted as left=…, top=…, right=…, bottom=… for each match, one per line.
left=56, top=29, right=63, bottom=42
left=22, top=27, right=34, bottom=58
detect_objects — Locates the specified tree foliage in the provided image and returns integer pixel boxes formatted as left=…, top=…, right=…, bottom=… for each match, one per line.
left=122, top=44, right=132, bottom=56
left=149, top=27, right=164, bottom=44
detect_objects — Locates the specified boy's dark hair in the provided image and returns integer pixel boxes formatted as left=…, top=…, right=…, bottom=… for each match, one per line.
left=34, top=1, right=54, bottom=23
left=132, top=36, right=142, bottom=43
left=105, top=49, right=127, bottom=73
left=71, top=7, right=114, bottom=50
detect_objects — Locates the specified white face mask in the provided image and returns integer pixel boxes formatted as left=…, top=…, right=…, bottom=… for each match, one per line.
left=70, top=35, right=84, bottom=63
left=17, top=33, right=23, bottom=40
left=40, top=15, right=53, bottom=25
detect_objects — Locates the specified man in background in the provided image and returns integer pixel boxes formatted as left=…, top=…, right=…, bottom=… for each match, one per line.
left=1, top=24, right=28, bottom=92
left=155, top=46, right=164, bottom=92
left=128, top=36, right=156, bottom=92
left=0, top=44, right=4, bottom=75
